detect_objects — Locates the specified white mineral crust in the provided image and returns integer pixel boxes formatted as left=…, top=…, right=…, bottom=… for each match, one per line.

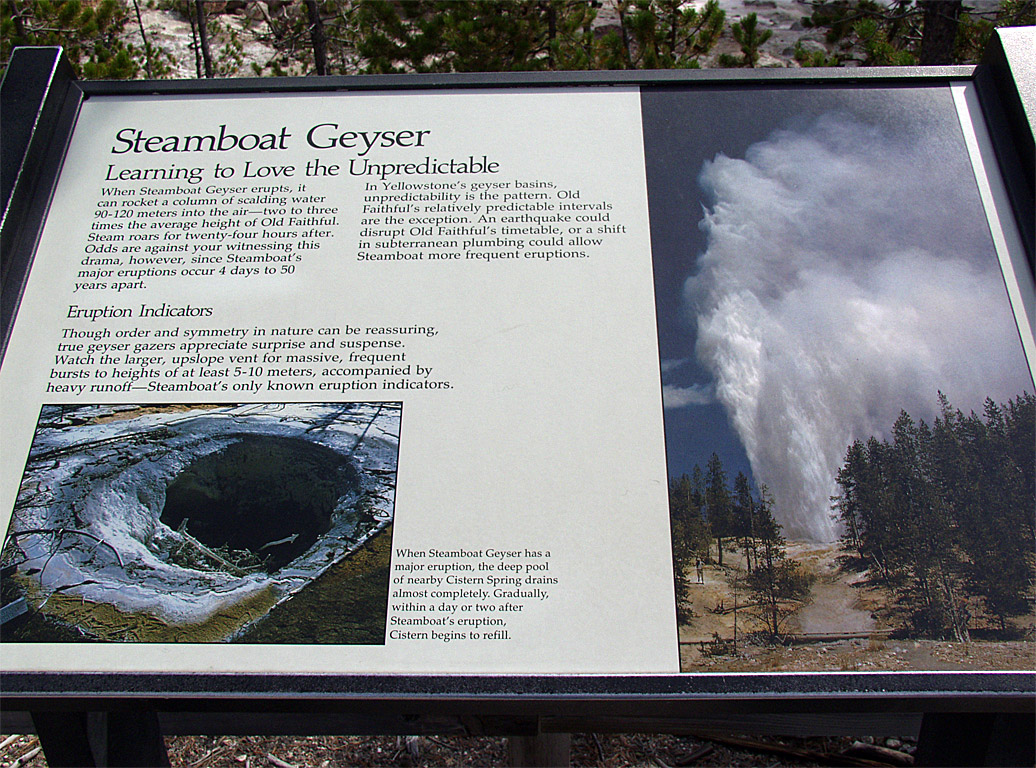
left=8, top=403, right=399, bottom=631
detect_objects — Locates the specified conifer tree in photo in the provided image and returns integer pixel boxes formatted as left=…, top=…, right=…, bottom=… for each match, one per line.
left=832, top=391, right=1036, bottom=641
left=669, top=472, right=711, bottom=625
left=744, top=486, right=813, bottom=638
left=705, top=452, right=733, bottom=567
left=733, top=471, right=757, bottom=573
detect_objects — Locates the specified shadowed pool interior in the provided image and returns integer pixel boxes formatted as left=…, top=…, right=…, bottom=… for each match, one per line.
left=160, top=434, right=359, bottom=572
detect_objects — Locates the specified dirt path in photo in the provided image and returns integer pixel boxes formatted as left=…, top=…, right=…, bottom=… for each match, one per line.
left=680, top=540, right=875, bottom=645
left=785, top=541, right=875, bottom=636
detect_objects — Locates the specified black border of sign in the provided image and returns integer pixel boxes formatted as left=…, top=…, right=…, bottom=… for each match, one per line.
left=1, top=44, right=1034, bottom=713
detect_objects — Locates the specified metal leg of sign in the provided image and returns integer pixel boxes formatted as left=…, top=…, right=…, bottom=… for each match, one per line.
left=507, top=731, right=572, bottom=767
left=31, top=710, right=170, bottom=767
left=31, top=711, right=95, bottom=767
left=915, top=712, right=1036, bottom=767
left=105, top=710, right=171, bottom=767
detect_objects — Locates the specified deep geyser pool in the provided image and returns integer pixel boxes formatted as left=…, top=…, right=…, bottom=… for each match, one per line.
left=161, top=434, right=360, bottom=573
left=1, top=403, right=399, bottom=642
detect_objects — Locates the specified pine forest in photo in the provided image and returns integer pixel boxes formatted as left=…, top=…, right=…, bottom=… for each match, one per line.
left=643, top=86, right=1035, bottom=673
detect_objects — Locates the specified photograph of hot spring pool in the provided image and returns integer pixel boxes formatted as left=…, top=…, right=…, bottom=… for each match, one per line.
left=0, top=402, right=399, bottom=644
left=645, top=85, right=1036, bottom=674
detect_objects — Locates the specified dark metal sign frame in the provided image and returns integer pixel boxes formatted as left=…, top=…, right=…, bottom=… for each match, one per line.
left=1, top=40, right=1033, bottom=724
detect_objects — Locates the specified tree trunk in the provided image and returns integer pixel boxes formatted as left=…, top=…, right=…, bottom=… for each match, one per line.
left=731, top=582, right=739, bottom=654
left=305, top=0, right=328, bottom=76
left=544, top=1, right=556, bottom=69
left=132, top=0, right=153, bottom=78
left=918, top=0, right=962, bottom=65
left=186, top=4, right=202, bottom=78
left=10, top=5, right=26, bottom=38
left=940, top=571, right=970, bottom=643
left=668, top=3, right=677, bottom=54
left=195, top=1, right=214, bottom=78
left=617, top=1, right=632, bottom=68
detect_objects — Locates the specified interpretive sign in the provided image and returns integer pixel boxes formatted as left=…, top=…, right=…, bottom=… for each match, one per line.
left=2, top=87, right=676, bottom=674
left=1, top=50, right=1033, bottom=693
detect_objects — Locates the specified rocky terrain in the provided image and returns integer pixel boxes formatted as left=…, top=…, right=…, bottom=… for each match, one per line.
left=679, top=539, right=1035, bottom=674
left=1, top=730, right=927, bottom=768
left=2, top=403, right=398, bottom=643
left=122, top=0, right=878, bottom=79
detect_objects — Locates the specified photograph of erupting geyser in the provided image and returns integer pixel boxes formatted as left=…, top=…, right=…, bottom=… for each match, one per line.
left=0, top=403, right=399, bottom=644
left=643, top=87, right=1035, bottom=673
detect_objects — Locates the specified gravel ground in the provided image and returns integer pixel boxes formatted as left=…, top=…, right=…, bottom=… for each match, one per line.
left=1, top=731, right=921, bottom=768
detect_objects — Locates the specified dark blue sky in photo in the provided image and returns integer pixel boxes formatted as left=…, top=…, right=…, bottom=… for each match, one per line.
left=640, top=85, right=1033, bottom=533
